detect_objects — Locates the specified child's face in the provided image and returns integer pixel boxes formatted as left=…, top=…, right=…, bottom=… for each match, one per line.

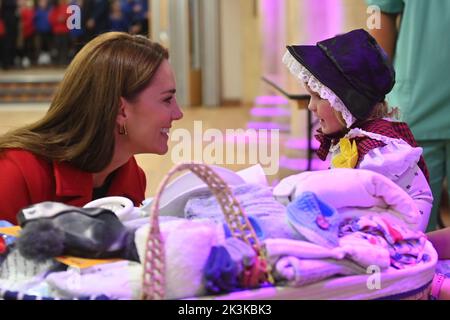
left=305, top=85, right=345, bottom=134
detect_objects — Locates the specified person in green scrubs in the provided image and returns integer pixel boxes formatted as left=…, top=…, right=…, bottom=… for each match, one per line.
left=366, top=0, right=450, bottom=231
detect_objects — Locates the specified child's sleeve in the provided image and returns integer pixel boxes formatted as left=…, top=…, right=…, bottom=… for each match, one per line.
left=365, top=0, right=405, bottom=14
left=358, top=141, right=433, bottom=231
left=358, top=140, right=422, bottom=183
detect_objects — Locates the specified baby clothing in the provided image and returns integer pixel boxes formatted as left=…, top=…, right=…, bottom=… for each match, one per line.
left=45, top=261, right=141, bottom=300
left=263, top=238, right=345, bottom=263
left=204, top=246, right=239, bottom=294
left=286, top=192, right=341, bottom=248
left=273, top=168, right=423, bottom=230
left=339, top=215, right=427, bottom=270
left=134, top=218, right=226, bottom=299
left=316, top=119, right=433, bottom=231
left=185, top=184, right=283, bottom=221
left=273, top=256, right=365, bottom=287
left=223, top=238, right=257, bottom=272
left=204, top=237, right=260, bottom=294
left=185, top=184, right=302, bottom=240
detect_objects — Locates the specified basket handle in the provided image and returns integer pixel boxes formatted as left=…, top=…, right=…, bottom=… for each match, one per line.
left=141, top=162, right=273, bottom=300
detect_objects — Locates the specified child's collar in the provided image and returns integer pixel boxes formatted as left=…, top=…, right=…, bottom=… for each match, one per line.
left=314, top=128, right=349, bottom=161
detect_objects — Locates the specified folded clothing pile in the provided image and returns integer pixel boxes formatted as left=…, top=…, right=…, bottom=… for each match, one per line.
left=185, top=183, right=302, bottom=240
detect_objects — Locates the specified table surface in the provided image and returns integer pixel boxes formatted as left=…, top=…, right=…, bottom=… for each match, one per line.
left=262, top=74, right=310, bottom=101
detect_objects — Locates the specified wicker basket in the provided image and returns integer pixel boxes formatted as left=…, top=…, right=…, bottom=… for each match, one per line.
left=0, top=162, right=434, bottom=300
left=140, top=162, right=273, bottom=300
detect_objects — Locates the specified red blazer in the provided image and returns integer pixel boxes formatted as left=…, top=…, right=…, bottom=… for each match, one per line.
left=0, top=149, right=146, bottom=224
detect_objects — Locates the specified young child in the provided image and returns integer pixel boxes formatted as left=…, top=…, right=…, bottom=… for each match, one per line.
left=282, top=29, right=433, bottom=232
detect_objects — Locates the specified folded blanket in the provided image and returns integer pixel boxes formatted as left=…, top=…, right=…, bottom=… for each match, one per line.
left=273, top=168, right=422, bottom=230
left=134, top=219, right=226, bottom=299
left=339, top=232, right=391, bottom=270
left=339, top=215, right=426, bottom=269
left=274, top=256, right=366, bottom=287
left=45, top=261, right=141, bottom=299
left=264, top=238, right=345, bottom=265
left=185, top=184, right=302, bottom=240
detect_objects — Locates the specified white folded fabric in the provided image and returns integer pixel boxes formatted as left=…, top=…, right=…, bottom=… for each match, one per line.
left=273, top=168, right=421, bottom=229
left=274, top=256, right=365, bottom=287
left=134, top=219, right=226, bottom=299
left=264, top=238, right=346, bottom=265
left=45, top=261, right=141, bottom=299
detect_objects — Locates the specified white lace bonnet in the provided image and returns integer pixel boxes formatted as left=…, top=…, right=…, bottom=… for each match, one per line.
left=282, top=50, right=356, bottom=128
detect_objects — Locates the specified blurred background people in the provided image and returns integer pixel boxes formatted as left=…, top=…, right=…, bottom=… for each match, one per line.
left=84, top=0, right=109, bottom=40
left=121, top=0, right=147, bottom=35
left=48, top=0, right=69, bottom=65
left=34, top=0, right=52, bottom=66
left=0, top=0, right=19, bottom=70
left=17, top=0, right=35, bottom=68
left=109, top=0, right=128, bottom=32
left=0, top=0, right=150, bottom=68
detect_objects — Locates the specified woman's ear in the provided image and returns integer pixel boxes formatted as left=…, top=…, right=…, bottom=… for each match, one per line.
left=116, top=97, right=129, bottom=124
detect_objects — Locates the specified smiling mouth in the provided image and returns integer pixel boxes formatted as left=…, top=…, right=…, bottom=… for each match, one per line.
left=160, top=128, right=170, bottom=134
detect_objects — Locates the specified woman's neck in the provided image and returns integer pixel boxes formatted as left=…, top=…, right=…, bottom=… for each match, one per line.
left=92, top=149, right=131, bottom=188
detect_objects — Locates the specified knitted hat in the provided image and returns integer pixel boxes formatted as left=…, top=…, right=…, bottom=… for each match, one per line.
left=283, top=29, right=395, bottom=127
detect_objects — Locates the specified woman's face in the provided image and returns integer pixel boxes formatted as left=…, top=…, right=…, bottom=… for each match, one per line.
left=305, top=85, right=345, bottom=135
left=121, top=59, right=183, bottom=155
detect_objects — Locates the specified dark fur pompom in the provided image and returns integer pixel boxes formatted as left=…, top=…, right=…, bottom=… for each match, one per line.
left=17, top=220, right=65, bottom=262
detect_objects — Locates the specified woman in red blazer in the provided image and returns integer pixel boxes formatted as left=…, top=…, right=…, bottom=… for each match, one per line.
left=0, top=32, right=183, bottom=223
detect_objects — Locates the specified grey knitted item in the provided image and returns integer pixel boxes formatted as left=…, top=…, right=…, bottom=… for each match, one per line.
left=0, top=248, right=56, bottom=292
left=184, top=184, right=303, bottom=240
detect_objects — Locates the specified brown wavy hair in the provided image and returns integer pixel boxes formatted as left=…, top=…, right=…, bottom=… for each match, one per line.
left=0, top=32, right=169, bottom=172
